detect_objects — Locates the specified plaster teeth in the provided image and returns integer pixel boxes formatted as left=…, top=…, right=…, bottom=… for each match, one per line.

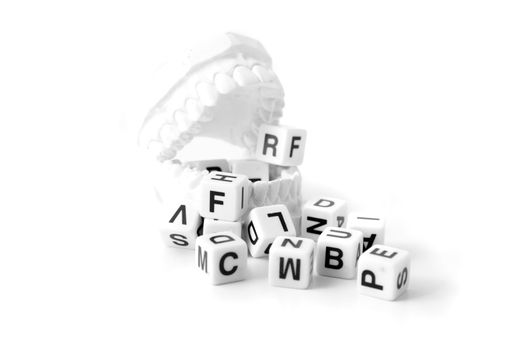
left=214, top=73, right=237, bottom=94
left=242, top=132, right=257, bottom=148
left=268, top=181, right=280, bottom=203
left=253, top=181, right=268, bottom=206
left=196, top=82, right=219, bottom=107
left=252, top=65, right=274, bottom=82
left=185, top=99, right=204, bottom=122
left=261, top=98, right=284, bottom=112
left=279, top=178, right=292, bottom=201
left=232, top=66, right=259, bottom=86
left=159, top=124, right=180, bottom=148
left=173, top=110, right=191, bottom=132
left=146, top=141, right=164, bottom=157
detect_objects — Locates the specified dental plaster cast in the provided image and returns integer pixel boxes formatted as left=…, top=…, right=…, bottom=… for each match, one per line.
left=138, top=33, right=302, bottom=222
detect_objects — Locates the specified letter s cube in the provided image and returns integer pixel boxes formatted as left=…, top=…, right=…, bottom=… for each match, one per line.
left=159, top=202, right=203, bottom=249
left=198, top=172, right=252, bottom=221
left=255, top=124, right=307, bottom=166
left=357, top=244, right=410, bottom=301
left=195, top=232, right=248, bottom=285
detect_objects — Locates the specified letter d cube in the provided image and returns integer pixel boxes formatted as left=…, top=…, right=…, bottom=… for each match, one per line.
left=357, top=244, right=410, bottom=301
left=198, top=172, right=252, bottom=221
left=195, top=233, right=248, bottom=285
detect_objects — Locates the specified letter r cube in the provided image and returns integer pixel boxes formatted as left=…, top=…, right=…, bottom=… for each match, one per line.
left=255, top=124, right=307, bottom=166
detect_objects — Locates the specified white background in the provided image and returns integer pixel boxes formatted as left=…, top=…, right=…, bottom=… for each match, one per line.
left=1, top=1, right=524, bottom=349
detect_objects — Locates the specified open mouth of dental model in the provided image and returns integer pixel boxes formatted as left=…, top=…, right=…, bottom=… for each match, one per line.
left=138, top=33, right=301, bottom=219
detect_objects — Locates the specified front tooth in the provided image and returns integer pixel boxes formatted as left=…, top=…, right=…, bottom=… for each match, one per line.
left=214, top=73, right=237, bottom=94
left=233, top=66, right=258, bottom=86
left=279, top=178, right=292, bottom=201
left=173, top=110, right=191, bottom=132
left=185, top=99, right=203, bottom=121
left=252, top=65, right=274, bottom=82
left=196, top=82, right=219, bottom=107
left=159, top=124, right=180, bottom=148
left=252, top=181, right=268, bottom=206
left=268, top=180, right=280, bottom=203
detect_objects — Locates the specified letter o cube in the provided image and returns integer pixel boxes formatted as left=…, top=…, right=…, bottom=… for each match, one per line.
left=316, top=227, right=363, bottom=279
left=198, top=172, right=252, bottom=221
left=301, top=197, right=347, bottom=242
left=357, top=244, right=410, bottom=301
left=159, top=202, right=203, bottom=249
left=195, top=232, right=247, bottom=285
left=247, top=204, right=296, bottom=258
left=269, top=236, right=315, bottom=289
left=255, top=124, right=307, bottom=166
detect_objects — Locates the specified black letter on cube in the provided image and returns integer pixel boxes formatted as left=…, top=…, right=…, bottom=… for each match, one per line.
left=219, top=252, right=238, bottom=276
left=314, top=199, right=335, bottom=207
left=306, top=216, right=327, bottom=235
left=289, top=136, right=302, bottom=157
left=209, top=191, right=225, bottom=213
left=263, top=134, right=278, bottom=156
left=361, top=270, right=383, bottom=290
left=197, top=246, right=208, bottom=273
left=397, top=267, right=408, bottom=289
left=325, top=247, right=344, bottom=270
left=211, top=173, right=238, bottom=182
left=169, top=233, right=189, bottom=247
left=279, top=257, right=301, bottom=280
left=267, top=211, right=289, bottom=231
left=370, top=247, right=398, bottom=259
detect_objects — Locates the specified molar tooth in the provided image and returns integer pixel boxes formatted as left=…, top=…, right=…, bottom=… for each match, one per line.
left=196, top=82, right=219, bottom=106
left=232, top=66, right=258, bottom=86
left=173, top=110, right=191, bottom=132
left=252, top=65, right=274, bottom=82
left=268, top=180, right=280, bottom=203
left=185, top=99, right=203, bottom=122
left=159, top=124, right=180, bottom=148
left=214, top=73, right=237, bottom=94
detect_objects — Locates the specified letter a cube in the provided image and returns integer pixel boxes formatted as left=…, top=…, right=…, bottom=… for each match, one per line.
left=159, top=202, right=203, bottom=249
left=195, top=232, right=247, bottom=285
left=268, top=236, right=315, bottom=289
left=347, top=213, right=386, bottom=252
left=357, top=244, right=410, bottom=301
left=198, top=172, right=252, bottom=221
left=301, top=197, right=347, bottom=242
left=316, top=227, right=363, bottom=279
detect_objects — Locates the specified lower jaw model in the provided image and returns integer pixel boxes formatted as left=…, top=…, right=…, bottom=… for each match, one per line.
left=138, top=32, right=302, bottom=222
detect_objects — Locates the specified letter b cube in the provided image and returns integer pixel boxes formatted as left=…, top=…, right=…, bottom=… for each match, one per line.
left=316, top=227, right=363, bottom=279
left=255, top=124, right=307, bottom=166
left=195, top=232, right=248, bottom=285
left=198, top=172, right=252, bottom=221
left=269, top=236, right=315, bottom=289
left=357, top=244, right=410, bottom=301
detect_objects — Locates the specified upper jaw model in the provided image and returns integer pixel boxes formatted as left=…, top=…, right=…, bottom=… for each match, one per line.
left=138, top=32, right=302, bottom=221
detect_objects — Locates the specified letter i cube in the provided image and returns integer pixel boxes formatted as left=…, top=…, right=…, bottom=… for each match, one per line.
left=195, top=232, right=248, bottom=285
left=159, top=202, right=203, bottom=249
left=316, top=227, right=363, bottom=279
left=255, top=124, right=307, bottom=166
left=198, top=172, right=252, bottom=221
left=301, top=197, right=347, bottom=241
left=347, top=213, right=386, bottom=252
left=357, top=244, right=410, bottom=301
left=268, top=236, right=315, bottom=289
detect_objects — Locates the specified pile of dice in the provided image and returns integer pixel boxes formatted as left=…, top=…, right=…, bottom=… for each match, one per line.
left=159, top=123, right=410, bottom=301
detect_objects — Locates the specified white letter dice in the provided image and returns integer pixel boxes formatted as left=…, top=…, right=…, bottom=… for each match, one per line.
left=198, top=172, right=252, bottom=221
left=186, top=159, right=230, bottom=173
left=316, top=227, right=363, bottom=279
left=357, top=244, right=410, bottom=301
left=230, top=159, right=269, bottom=182
left=347, top=213, right=385, bottom=252
left=159, top=203, right=203, bottom=249
left=195, top=232, right=247, bottom=285
left=203, top=218, right=242, bottom=237
left=247, top=204, right=296, bottom=258
left=301, top=197, right=347, bottom=241
left=269, top=236, right=315, bottom=289
left=255, top=124, right=307, bottom=166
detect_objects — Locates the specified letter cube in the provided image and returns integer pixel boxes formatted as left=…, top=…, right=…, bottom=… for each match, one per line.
left=316, top=227, right=363, bottom=279
left=347, top=213, right=386, bottom=252
left=301, top=197, right=347, bottom=242
left=203, top=218, right=242, bottom=237
left=198, top=172, right=252, bottom=221
left=186, top=159, right=230, bottom=173
left=229, top=159, right=269, bottom=182
left=357, top=244, right=410, bottom=301
left=247, top=204, right=296, bottom=258
left=255, top=124, right=307, bottom=166
left=158, top=202, right=203, bottom=249
left=195, top=232, right=247, bottom=285
left=268, top=236, right=315, bottom=289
